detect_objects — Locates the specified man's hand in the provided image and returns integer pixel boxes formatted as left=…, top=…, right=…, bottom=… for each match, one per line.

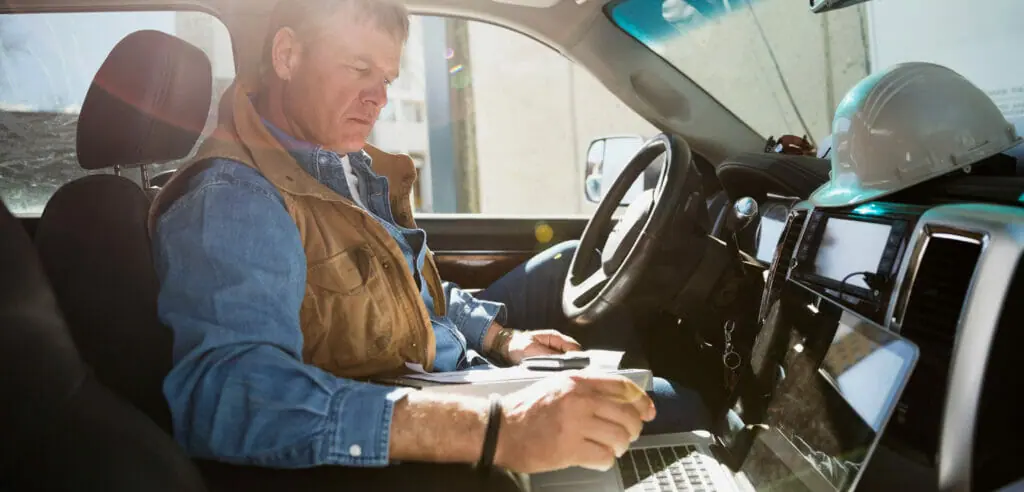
left=388, top=372, right=655, bottom=475
left=483, top=321, right=582, bottom=365
left=495, top=372, right=656, bottom=473
left=505, top=329, right=582, bottom=364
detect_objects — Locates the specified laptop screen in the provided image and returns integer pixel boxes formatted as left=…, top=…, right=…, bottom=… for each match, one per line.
left=739, top=311, right=919, bottom=491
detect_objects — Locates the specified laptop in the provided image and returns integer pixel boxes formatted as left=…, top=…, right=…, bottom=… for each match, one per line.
left=526, top=311, right=920, bottom=492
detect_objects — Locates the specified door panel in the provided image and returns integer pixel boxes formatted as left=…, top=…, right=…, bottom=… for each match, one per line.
left=418, top=215, right=589, bottom=289
left=432, top=252, right=533, bottom=290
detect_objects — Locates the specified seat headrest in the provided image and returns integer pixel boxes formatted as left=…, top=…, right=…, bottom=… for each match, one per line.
left=717, top=152, right=831, bottom=201
left=76, top=30, right=213, bottom=170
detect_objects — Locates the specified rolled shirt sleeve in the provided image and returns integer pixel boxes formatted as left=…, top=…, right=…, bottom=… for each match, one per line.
left=443, top=282, right=507, bottom=353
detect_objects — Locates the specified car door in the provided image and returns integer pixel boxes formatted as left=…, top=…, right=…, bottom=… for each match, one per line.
left=376, top=15, right=657, bottom=289
left=419, top=215, right=589, bottom=289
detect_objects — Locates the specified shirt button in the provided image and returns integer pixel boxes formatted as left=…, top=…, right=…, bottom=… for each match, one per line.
left=319, top=156, right=328, bottom=165
left=382, top=262, right=390, bottom=270
left=349, top=444, right=362, bottom=457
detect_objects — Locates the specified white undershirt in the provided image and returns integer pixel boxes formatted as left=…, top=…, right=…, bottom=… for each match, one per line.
left=340, top=155, right=366, bottom=209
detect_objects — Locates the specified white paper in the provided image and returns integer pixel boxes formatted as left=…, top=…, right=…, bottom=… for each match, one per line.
left=567, top=349, right=625, bottom=370
left=401, top=366, right=542, bottom=384
left=399, top=349, right=626, bottom=385
left=404, top=362, right=428, bottom=374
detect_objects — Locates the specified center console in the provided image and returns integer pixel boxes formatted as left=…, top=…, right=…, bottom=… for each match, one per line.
left=751, top=199, right=1024, bottom=491
left=789, top=203, right=927, bottom=327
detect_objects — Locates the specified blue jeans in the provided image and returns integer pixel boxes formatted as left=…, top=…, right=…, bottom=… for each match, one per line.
left=477, top=240, right=710, bottom=435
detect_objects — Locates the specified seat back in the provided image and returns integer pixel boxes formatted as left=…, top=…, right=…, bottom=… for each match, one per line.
left=0, top=200, right=207, bottom=491
left=33, top=30, right=212, bottom=432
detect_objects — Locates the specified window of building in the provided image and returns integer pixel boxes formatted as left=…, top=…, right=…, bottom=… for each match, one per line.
left=367, top=16, right=658, bottom=215
left=401, top=101, right=425, bottom=123
left=0, top=11, right=234, bottom=216
left=379, top=101, right=398, bottom=122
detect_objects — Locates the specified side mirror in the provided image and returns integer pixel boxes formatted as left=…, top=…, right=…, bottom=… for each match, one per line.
left=583, top=135, right=646, bottom=205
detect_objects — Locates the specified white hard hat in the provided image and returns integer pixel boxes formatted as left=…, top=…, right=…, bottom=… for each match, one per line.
left=810, top=62, right=1021, bottom=208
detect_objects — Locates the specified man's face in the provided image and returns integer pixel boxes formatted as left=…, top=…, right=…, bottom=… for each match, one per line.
left=275, top=12, right=403, bottom=152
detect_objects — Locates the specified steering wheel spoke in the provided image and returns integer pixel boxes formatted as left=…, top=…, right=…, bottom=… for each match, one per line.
left=567, top=269, right=609, bottom=306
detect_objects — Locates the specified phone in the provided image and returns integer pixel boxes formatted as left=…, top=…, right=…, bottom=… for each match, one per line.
left=521, top=353, right=591, bottom=371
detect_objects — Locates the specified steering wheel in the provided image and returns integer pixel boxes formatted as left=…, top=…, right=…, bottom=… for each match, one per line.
left=563, top=133, right=702, bottom=325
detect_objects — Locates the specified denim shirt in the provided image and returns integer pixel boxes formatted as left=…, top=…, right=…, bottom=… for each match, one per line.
left=151, top=121, right=505, bottom=469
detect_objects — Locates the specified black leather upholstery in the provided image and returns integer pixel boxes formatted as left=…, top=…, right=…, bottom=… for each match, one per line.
left=716, top=152, right=831, bottom=201
left=33, top=31, right=213, bottom=433
left=0, top=201, right=207, bottom=491
left=77, top=30, right=212, bottom=170
left=34, top=176, right=173, bottom=430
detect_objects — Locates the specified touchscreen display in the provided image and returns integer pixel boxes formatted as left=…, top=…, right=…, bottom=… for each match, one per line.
left=812, top=219, right=892, bottom=289
left=740, top=312, right=919, bottom=491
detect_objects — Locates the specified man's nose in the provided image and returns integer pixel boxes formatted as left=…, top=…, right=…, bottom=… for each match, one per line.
left=361, top=82, right=388, bottom=108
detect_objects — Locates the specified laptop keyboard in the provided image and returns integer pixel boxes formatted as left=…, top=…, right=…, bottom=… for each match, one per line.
left=618, top=445, right=718, bottom=492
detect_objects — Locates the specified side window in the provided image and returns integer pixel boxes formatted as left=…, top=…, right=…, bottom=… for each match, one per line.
left=0, top=11, right=234, bottom=216
left=369, top=16, right=657, bottom=216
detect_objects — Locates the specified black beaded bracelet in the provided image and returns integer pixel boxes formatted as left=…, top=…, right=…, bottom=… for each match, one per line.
left=476, top=393, right=503, bottom=473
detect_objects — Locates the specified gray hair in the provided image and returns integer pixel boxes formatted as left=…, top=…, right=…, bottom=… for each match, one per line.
left=262, top=0, right=410, bottom=76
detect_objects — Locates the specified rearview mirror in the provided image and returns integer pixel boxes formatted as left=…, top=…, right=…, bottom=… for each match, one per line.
left=583, top=135, right=646, bottom=205
left=810, top=0, right=875, bottom=13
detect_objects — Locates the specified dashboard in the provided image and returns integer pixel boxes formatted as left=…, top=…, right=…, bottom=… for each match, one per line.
left=750, top=196, right=1023, bottom=491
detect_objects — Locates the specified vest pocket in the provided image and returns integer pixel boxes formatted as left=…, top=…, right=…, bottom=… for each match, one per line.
left=301, top=245, right=396, bottom=376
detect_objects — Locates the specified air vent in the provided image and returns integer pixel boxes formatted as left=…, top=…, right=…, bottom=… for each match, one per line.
left=901, top=235, right=983, bottom=356
left=892, top=233, right=982, bottom=460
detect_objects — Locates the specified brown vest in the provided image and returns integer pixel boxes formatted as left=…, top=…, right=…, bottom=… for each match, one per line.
left=149, top=82, right=440, bottom=378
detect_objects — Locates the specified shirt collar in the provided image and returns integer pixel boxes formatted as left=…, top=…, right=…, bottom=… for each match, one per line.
left=259, top=113, right=375, bottom=178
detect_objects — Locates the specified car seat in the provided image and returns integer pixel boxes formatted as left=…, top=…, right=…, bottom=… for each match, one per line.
left=0, top=199, right=207, bottom=491
left=32, top=29, right=213, bottom=432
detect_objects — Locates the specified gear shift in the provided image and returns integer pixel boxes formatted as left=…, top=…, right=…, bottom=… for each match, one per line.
left=721, top=197, right=758, bottom=264
left=725, top=197, right=758, bottom=236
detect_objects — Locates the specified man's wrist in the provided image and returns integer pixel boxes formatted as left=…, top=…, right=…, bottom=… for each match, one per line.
left=486, top=326, right=517, bottom=365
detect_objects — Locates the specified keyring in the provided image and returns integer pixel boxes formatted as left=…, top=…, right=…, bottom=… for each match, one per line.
left=723, top=351, right=741, bottom=370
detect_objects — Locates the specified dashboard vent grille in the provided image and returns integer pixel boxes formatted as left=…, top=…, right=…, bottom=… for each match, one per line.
left=901, top=235, right=982, bottom=354
left=892, top=233, right=982, bottom=460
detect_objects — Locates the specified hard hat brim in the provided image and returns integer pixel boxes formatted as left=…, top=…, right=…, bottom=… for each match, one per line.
left=809, top=137, right=1022, bottom=208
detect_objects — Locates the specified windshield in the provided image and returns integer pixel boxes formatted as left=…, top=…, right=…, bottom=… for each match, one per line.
left=609, top=0, right=1024, bottom=148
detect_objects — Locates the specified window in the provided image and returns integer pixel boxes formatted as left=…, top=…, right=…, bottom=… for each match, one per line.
left=401, top=101, right=425, bottom=123
left=0, top=11, right=234, bottom=216
left=610, top=0, right=1024, bottom=148
left=379, top=102, right=398, bottom=122
left=367, top=16, right=657, bottom=215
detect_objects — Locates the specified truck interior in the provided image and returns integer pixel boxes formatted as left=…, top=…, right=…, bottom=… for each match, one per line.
left=1, top=0, right=1022, bottom=491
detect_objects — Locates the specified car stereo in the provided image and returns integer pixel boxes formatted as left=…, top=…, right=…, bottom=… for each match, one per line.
left=790, top=203, right=926, bottom=325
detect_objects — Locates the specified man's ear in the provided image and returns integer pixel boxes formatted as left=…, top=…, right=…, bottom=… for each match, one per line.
left=270, top=27, right=303, bottom=81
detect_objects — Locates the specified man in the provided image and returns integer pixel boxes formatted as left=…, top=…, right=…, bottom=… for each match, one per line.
left=149, top=0, right=708, bottom=480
